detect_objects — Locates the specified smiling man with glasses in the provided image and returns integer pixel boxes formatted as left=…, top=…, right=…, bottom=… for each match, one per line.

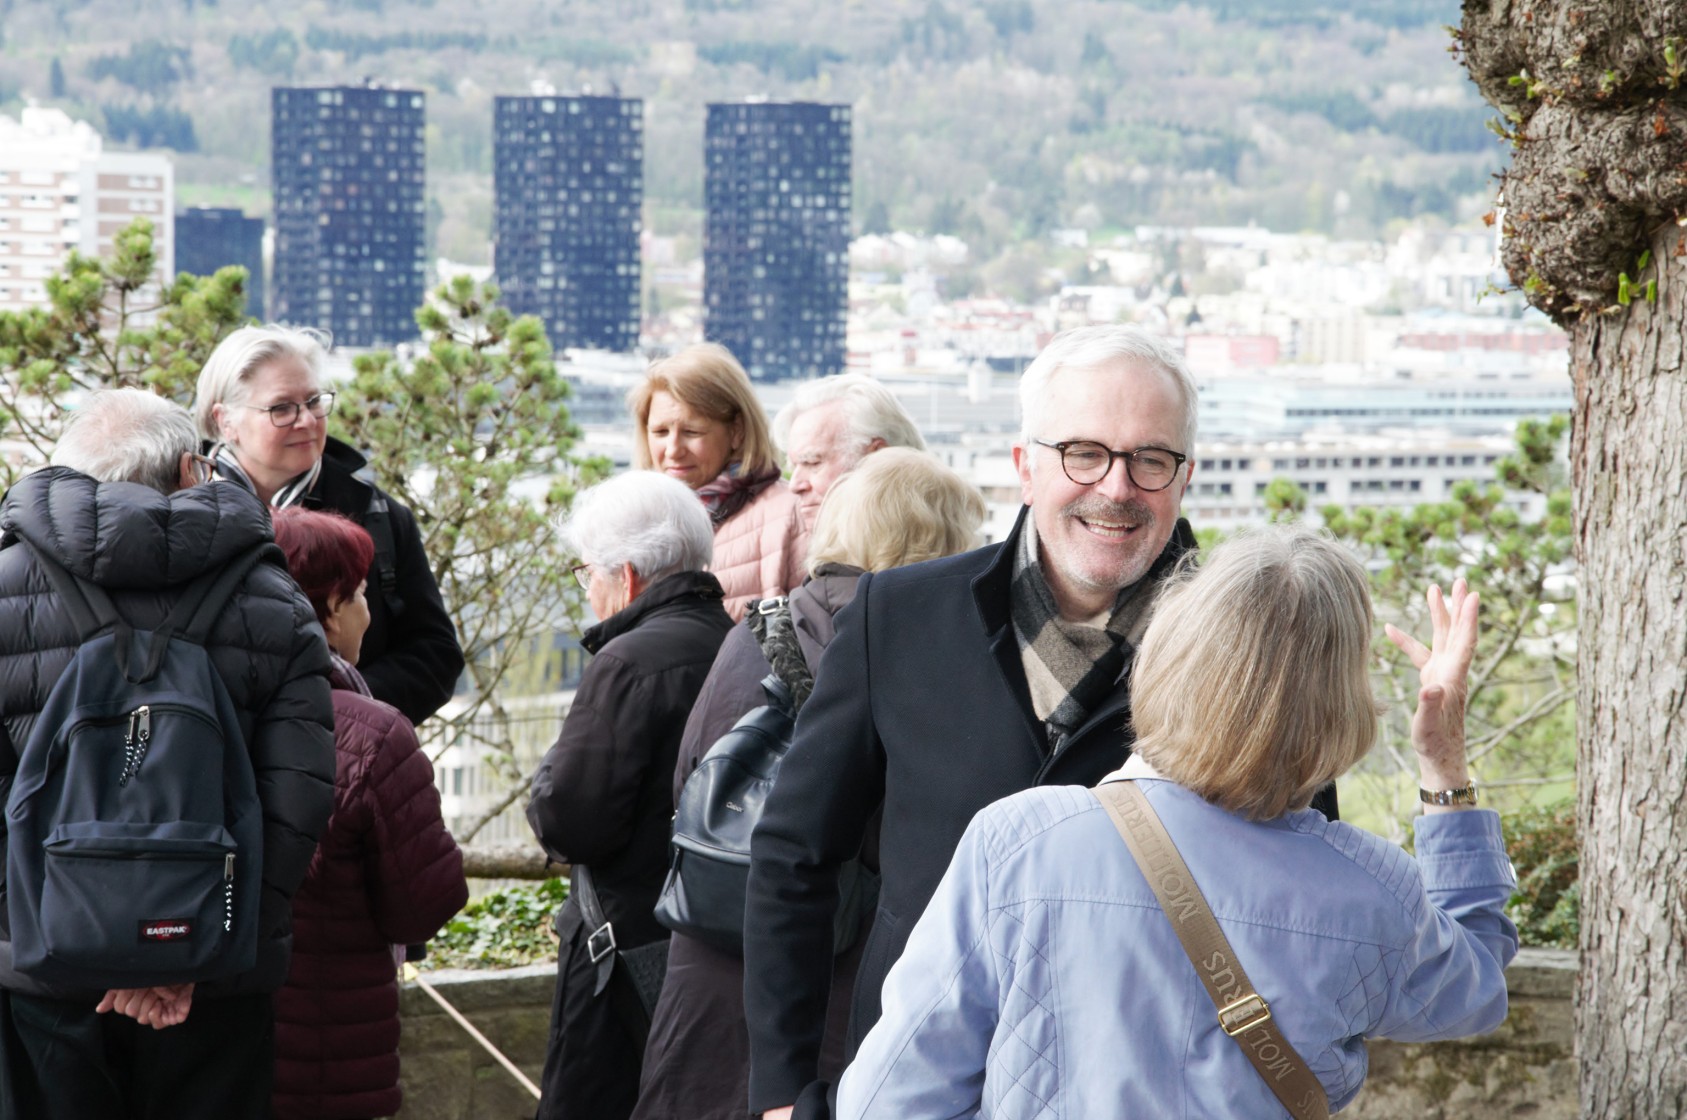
left=743, top=325, right=1339, bottom=1120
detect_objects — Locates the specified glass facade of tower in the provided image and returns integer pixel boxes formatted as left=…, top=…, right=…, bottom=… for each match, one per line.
left=704, top=102, right=851, bottom=381
left=271, top=85, right=426, bottom=347
left=493, top=95, right=643, bottom=352
left=175, top=207, right=265, bottom=318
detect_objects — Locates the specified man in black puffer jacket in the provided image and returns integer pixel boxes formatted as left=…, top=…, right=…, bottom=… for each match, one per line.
left=0, top=389, right=336, bottom=1120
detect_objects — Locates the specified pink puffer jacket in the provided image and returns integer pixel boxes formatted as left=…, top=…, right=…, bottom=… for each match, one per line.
left=710, top=481, right=808, bottom=621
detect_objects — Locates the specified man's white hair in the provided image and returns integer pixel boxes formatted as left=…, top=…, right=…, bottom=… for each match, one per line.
left=51, top=388, right=197, bottom=493
left=1017, top=325, right=1198, bottom=453
left=562, top=471, right=714, bottom=581
left=773, top=373, right=926, bottom=456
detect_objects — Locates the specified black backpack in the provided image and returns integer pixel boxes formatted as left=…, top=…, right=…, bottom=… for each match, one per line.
left=654, top=597, right=875, bottom=955
left=4, top=544, right=271, bottom=989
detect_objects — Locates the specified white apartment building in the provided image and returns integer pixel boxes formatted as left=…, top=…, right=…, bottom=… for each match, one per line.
left=0, top=108, right=173, bottom=314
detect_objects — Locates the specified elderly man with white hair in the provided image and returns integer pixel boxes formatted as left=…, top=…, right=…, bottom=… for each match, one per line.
left=0, top=388, right=334, bottom=1120
left=773, top=374, right=925, bottom=531
left=525, top=470, right=737, bottom=1120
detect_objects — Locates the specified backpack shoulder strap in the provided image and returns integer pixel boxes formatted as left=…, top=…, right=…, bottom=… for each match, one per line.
left=167, top=543, right=285, bottom=645
left=362, top=490, right=404, bottom=615
left=746, top=598, right=813, bottom=713
left=19, top=542, right=120, bottom=639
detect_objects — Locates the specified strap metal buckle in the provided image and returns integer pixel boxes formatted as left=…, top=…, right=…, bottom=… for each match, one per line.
left=586, top=922, right=617, bottom=965
left=1219, top=993, right=1272, bottom=1036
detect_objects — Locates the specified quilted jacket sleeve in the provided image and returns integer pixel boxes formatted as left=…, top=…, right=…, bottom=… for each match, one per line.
left=359, top=705, right=468, bottom=945
left=1374, top=809, right=1519, bottom=1043
left=250, top=571, right=338, bottom=910
left=836, top=811, right=1000, bottom=1120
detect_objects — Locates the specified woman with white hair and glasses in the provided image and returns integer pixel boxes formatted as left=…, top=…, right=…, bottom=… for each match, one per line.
left=193, top=325, right=463, bottom=726
left=839, top=525, right=1518, bottom=1119
left=526, top=471, right=736, bottom=1120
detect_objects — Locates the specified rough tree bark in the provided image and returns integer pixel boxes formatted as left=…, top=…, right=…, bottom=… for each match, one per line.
left=1460, top=3, right=1687, bottom=1115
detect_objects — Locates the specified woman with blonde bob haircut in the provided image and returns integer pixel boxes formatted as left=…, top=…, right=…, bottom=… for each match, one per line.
left=628, top=343, right=804, bottom=620
left=803, top=448, right=985, bottom=578
left=633, top=450, right=986, bottom=1120
left=840, top=524, right=1520, bottom=1119
left=1130, top=528, right=1382, bottom=821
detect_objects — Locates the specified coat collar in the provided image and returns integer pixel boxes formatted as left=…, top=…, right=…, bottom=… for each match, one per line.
left=581, top=569, right=725, bottom=655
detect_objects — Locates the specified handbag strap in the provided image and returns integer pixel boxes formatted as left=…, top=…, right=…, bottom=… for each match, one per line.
left=1092, top=780, right=1329, bottom=1120
left=568, top=864, right=618, bottom=997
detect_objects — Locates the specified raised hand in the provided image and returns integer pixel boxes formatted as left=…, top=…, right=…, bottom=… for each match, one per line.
left=1384, top=579, right=1480, bottom=807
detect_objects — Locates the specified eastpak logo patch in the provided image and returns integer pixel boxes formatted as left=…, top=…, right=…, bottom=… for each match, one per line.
left=138, top=920, right=192, bottom=943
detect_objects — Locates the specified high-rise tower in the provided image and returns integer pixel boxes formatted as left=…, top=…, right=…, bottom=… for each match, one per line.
left=493, top=94, right=643, bottom=352
left=704, top=101, right=850, bottom=381
left=271, top=84, right=425, bottom=347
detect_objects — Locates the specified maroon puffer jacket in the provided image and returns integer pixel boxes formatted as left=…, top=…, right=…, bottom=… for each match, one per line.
left=272, top=663, right=468, bottom=1120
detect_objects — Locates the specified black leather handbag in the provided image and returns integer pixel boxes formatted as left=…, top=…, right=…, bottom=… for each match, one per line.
left=654, top=601, right=876, bottom=955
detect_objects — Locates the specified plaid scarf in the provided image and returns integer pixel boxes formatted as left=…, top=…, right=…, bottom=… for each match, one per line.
left=1010, top=517, right=1181, bottom=752
left=694, top=461, right=780, bottom=527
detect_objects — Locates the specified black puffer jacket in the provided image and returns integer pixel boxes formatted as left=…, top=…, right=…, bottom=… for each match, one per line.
left=0, top=468, right=337, bottom=999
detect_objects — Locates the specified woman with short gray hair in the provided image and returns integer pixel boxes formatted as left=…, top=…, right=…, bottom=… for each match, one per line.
left=526, top=471, right=736, bottom=1120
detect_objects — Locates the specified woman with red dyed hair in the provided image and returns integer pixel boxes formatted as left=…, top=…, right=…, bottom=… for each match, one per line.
left=268, top=507, right=467, bottom=1120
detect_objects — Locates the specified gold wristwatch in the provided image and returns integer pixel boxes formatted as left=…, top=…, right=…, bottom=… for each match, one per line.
left=1419, top=779, right=1479, bottom=806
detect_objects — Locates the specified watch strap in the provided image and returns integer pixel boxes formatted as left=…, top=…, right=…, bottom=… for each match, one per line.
left=1419, top=779, right=1479, bottom=806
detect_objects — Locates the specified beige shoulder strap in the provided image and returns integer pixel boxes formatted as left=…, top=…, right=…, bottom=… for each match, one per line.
left=1092, top=781, right=1330, bottom=1120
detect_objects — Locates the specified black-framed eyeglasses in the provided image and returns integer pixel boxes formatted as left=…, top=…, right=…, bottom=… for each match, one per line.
left=1031, top=439, right=1188, bottom=492
left=243, top=391, right=336, bottom=427
left=570, top=562, right=594, bottom=592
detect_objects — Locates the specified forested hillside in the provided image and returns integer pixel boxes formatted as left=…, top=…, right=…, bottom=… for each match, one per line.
left=0, top=0, right=1501, bottom=263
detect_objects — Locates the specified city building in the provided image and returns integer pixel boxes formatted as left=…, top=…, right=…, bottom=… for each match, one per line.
left=493, top=93, right=643, bottom=352
left=175, top=206, right=264, bottom=317
left=271, top=83, right=426, bottom=347
left=0, top=108, right=173, bottom=314
left=704, top=100, right=851, bottom=380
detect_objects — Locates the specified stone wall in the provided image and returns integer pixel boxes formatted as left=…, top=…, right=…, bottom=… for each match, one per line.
left=392, top=948, right=1576, bottom=1120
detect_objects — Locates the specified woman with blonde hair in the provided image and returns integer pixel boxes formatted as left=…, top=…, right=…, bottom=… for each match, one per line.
left=629, top=343, right=806, bottom=620
left=632, top=449, right=986, bottom=1120
left=838, top=524, right=1519, bottom=1118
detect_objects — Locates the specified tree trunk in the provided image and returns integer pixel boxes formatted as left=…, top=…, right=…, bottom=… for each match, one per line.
left=1571, top=228, right=1687, bottom=1117
left=1459, top=2, right=1687, bottom=1111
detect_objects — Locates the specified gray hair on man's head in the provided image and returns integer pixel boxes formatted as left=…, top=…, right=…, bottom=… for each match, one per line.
left=1017, top=324, right=1198, bottom=453
left=194, top=324, right=329, bottom=442
left=562, top=471, right=714, bottom=582
left=773, top=373, right=926, bottom=456
left=51, top=388, right=198, bottom=493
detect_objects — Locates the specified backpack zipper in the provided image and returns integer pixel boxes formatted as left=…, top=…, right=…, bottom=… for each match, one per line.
left=119, top=704, right=152, bottom=786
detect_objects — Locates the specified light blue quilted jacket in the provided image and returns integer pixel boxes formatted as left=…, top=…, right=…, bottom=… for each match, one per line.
left=838, top=773, right=1518, bottom=1119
